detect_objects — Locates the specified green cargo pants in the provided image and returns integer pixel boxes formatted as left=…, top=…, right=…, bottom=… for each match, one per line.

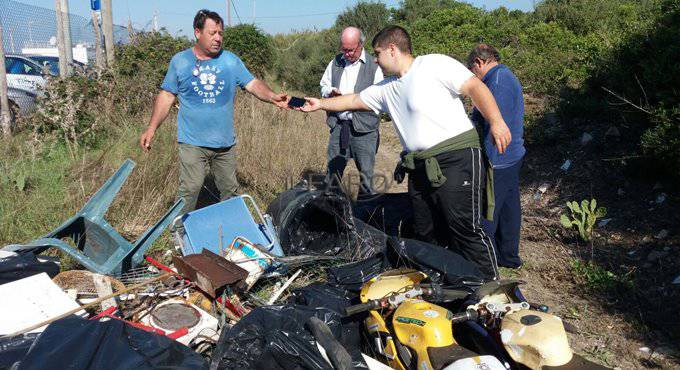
left=178, top=143, right=239, bottom=215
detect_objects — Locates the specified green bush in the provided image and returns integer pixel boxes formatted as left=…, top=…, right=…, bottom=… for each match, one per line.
left=223, top=24, right=274, bottom=78
left=273, top=29, right=337, bottom=95
left=335, top=1, right=391, bottom=42
left=641, top=106, right=680, bottom=177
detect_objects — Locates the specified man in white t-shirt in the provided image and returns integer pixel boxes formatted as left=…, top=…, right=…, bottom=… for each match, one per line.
left=300, top=26, right=511, bottom=280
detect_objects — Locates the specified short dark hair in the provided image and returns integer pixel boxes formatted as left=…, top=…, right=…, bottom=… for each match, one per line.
left=193, top=9, right=223, bottom=31
left=466, top=44, right=500, bottom=68
left=371, top=25, right=412, bottom=54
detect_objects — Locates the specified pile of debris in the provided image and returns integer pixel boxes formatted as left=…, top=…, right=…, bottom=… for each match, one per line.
left=0, top=160, right=607, bottom=370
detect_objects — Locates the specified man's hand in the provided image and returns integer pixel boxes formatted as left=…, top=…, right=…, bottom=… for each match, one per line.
left=329, top=88, right=342, bottom=98
left=270, top=93, right=290, bottom=109
left=140, top=127, right=156, bottom=151
left=489, top=120, right=511, bottom=153
left=297, top=97, right=322, bottom=112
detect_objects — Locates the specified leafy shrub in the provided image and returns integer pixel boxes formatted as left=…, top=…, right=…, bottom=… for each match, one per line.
left=641, top=106, right=680, bottom=179
left=570, top=260, right=631, bottom=292
left=223, top=24, right=274, bottom=78
left=273, top=29, right=337, bottom=95
left=335, top=1, right=391, bottom=42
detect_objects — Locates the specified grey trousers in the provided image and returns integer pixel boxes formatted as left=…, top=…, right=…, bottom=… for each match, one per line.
left=178, top=143, right=238, bottom=215
left=326, top=122, right=378, bottom=196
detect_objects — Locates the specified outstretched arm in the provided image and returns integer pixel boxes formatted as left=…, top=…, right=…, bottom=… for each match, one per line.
left=461, top=76, right=511, bottom=153
left=140, top=90, right=176, bottom=151
left=299, top=93, right=370, bottom=113
left=245, top=79, right=289, bottom=108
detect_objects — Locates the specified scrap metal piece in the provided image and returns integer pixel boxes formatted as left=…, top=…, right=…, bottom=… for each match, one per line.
left=173, top=249, right=247, bottom=298
left=151, top=303, right=201, bottom=331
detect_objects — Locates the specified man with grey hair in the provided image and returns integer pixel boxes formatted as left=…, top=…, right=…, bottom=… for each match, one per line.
left=467, top=43, right=525, bottom=269
left=320, top=26, right=383, bottom=198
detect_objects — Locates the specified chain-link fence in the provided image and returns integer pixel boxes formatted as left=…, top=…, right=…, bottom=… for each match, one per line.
left=0, top=0, right=130, bottom=127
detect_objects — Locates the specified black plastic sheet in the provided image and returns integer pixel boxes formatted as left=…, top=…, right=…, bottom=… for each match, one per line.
left=0, top=252, right=59, bottom=285
left=210, top=305, right=367, bottom=370
left=353, top=192, right=415, bottom=238
left=267, top=186, right=384, bottom=259
left=1, top=315, right=207, bottom=370
left=0, top=333, right=38, bottom=369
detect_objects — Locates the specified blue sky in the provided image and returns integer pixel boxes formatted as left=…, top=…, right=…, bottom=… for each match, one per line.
left=12, top=0, right=535, bottom=36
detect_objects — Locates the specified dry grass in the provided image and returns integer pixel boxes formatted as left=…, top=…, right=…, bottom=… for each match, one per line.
left=62, top=93, right=328, bottom=240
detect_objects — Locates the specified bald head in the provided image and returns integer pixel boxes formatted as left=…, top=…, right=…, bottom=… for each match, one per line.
left=339, top=27, right=365, bottom=63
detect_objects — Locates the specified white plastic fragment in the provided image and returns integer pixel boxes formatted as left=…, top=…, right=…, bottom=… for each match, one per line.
left=598, top=218, right=612, bottom=227
left=0, top=273, right=87, bottom=335
left=560, top=160, right=571, bottom=171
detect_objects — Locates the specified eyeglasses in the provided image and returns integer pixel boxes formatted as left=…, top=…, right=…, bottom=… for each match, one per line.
left=340, top=43, right=362, bottom=55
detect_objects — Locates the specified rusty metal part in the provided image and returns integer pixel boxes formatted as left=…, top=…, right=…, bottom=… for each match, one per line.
left=150, top=302, right=201, bottom=331
left=173, top=249, right=248, bottom=298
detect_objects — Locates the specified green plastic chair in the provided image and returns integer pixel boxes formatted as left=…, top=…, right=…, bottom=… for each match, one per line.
left=2, top=159, right=184, bottom=275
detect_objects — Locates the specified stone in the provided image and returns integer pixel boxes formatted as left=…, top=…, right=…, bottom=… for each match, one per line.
left=580, top=132, right=593, bottom=145
left=655, top=229, right=669, bottom=239
left=605, top=126, right=620, bottom=137
left=655, top=193, right=667, bottom=204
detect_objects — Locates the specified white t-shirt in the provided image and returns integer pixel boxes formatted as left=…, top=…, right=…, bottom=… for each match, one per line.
left=359, top=54, right=475, bottom=152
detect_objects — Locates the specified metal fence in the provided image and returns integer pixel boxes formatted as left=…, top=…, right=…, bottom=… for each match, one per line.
left=0, top=0, right=131, bottom=126
left=0, top=0, right=129, bottom=56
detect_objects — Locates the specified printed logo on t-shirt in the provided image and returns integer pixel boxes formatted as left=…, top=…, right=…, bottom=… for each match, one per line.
left=191, top=65, right=225, bottom=104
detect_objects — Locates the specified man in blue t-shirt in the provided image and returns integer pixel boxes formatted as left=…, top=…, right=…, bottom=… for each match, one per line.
left=468, top=44, right=526, bottom=269
left=140, top=9, right=288, bottom=214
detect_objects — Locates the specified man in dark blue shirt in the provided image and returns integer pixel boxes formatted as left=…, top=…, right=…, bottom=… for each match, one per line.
left=468, top=44, right=525, bottom=269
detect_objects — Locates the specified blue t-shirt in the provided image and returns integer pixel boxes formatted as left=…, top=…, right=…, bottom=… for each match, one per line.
left=471, top=64, right=525, bottom=169
left=161, top=48, right=254, bottom=148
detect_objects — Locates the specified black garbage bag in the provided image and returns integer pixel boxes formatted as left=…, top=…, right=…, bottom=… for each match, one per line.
left=290, top=283, right=358, bottom=315
left=3, top=315, right=207, bottom=370
left=267, top=186, right=384, bottom=258
left=353, top=192, right=415, bottom=238
left=326, top=254, right=390, bottom=292
left=0, top=333, right=39, bottom=369
left=387, top=238, right=484, bottom=286
left=210, top=305, right=367, bottom=370
left=326, top=237, right=484, bottom=293
left=0, top=252, right=60, bottom=285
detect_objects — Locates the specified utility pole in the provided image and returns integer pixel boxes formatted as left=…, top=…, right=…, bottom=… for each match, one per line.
left=54, top=0, right=68, bottom=77
left=60, top=0, right=74, bottom=75
left=153, top=11, right=158, bottom=32
left=0, top=26, right=12, bottom=137
left=91, top=10, right=105, bottom=69
left=101, top=0, right=114, bottom=67
left=252, top=0, right=255, bottom=23
left=227, top=0, right=232, bottom=27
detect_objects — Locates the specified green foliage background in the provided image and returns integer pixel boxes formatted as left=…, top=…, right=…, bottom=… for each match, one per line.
left=23, top=0, right=680, bottom=182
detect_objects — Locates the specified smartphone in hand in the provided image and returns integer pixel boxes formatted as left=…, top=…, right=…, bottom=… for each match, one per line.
left=288, top=97, right=306, bottom=108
